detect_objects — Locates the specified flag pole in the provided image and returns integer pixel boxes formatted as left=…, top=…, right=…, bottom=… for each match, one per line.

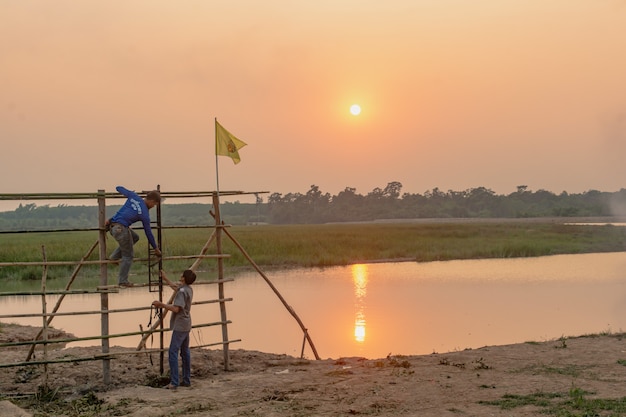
left=214, top=117, right=220, bottom=197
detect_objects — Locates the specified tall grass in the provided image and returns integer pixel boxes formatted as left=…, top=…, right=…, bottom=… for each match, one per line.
left=1, top=222, right=625, bottom=283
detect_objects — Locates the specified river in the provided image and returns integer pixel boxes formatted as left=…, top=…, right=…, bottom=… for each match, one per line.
left=2, top=252, right=626, bottom=359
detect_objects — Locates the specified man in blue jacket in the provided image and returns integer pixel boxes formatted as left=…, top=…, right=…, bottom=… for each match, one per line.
left=105, top=186, right=162, bottom=287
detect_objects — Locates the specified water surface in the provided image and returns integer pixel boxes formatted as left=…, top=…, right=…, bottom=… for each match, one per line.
left=3, top=252, right=626, bottom=359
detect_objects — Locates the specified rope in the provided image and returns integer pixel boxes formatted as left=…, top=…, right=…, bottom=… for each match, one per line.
left=147, top=305, right=161, bottom=366
left=147, top=304, right=161, bottom=328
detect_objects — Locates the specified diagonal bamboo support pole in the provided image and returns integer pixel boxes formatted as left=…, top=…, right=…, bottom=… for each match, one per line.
left=220, top=226, right=321, bottom=360
left=25, top=239, right=100, bottom=362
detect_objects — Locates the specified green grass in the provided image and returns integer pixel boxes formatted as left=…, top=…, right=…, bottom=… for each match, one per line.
left=480, top=386, right=626, bottom=415
left=193, top=222, right=626, bottom=267
left=1, top=222, right=625, bottom=284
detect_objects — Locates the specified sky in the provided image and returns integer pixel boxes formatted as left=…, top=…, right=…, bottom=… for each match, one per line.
left=2, top=1, right=626, bottom=208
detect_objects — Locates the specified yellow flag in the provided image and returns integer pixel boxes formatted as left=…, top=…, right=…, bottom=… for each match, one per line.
left=216, top=121, right=247, bottom=164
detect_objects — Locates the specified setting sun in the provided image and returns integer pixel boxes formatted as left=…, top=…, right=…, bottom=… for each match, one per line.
left=350, top=104, right=361, bottom=116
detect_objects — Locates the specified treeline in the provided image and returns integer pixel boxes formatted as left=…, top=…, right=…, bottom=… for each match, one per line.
left=0, top=202, right=252, bottom=231
left=1, top=183, right=626, bottom=230
left=266, top=183, right=626, bottom=224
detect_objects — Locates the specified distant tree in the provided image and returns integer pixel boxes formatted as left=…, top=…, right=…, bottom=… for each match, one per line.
left=383, top=181, right=402, bottom=199
left=331, top=187, right=365, bottom=221
left=516, top=185, right=528, bottom=194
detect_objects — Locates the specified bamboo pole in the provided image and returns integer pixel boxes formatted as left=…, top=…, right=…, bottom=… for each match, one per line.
left=0, top=254, right=227, bottom=267
left=0, top=225, right=220, bottom=235
left=221, top=226, right=321, bottom=360
left=213, top=193, right=231, bottom=371
left=156, top=184, right=165, bottom=375
left=0, top=337, right=243, bottom=369
left=0, top=297, right=232, bottom=319
left=0, top=259, right=120, bottom=267
left=25, top=239, right=99, bottom=361
left=188, top=230, right=218, bottom=272
left=40, top=245, right=49, bottom=385
left=0, top=278, right=234, bottom=298
left=98, top=189, right=111, bottom=385
left=2, top=320, right=231, bottom=349
left=5, top=288, right=116, bottom=297
left=0, top=190, right=258, bottom=200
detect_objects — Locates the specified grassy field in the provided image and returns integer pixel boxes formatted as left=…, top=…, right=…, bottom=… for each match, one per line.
left=1, top=221, right=625, bottom=285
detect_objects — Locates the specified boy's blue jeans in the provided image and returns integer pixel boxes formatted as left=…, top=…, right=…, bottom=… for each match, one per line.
left=169, top=330, right=191, bottom=387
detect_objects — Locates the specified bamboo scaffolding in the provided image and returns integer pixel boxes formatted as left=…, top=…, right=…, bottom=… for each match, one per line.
left=0, top=188, right=304, bottom=383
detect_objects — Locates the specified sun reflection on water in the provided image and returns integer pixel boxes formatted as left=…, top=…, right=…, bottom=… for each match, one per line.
left=352, top=264, right=368, bottom=343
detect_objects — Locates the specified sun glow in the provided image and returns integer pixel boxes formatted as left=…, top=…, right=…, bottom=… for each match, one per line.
left=350, top=104, right=361, bottom=116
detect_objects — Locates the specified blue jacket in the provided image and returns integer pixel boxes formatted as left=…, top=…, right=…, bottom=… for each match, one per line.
left=110, top=186, right=158, bottom=249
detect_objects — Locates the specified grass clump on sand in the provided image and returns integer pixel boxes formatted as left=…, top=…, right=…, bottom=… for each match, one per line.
left=480, top=386, right=626, bottom=415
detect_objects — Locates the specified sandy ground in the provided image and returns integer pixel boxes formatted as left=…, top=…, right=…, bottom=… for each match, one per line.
left=2, top=323, right=626, bottom=416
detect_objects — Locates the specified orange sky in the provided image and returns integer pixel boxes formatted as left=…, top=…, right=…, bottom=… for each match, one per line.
left=2, top=1, right=626, bottom=206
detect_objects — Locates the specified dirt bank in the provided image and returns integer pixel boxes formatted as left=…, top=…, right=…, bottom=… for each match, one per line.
left=2, top=323, right=626, bottom=416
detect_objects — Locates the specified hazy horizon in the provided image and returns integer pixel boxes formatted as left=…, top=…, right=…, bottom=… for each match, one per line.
left=2, top=1, right=625, bottom=203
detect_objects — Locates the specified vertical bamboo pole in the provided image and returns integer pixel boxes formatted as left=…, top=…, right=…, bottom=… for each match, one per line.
left=213, top=192, right=230, bottom=370
left=156, top=184, right=165, bottom=376
left=40, top=245, right=49, bottom=386
left=98, top=189, right=111, bottom=384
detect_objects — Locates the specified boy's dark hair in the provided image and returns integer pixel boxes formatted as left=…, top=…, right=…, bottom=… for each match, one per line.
left=182, top=269, right=196, bottom=285
left=146, top=190, right=161, bottom=203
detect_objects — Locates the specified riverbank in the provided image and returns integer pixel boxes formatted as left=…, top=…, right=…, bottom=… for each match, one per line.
left=3, top=218, right=626, bottom=283
left=2, top=323, right=626, bottom=416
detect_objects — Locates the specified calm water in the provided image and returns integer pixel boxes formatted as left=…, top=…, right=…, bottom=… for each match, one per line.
left=3, top=252, right=626, bottom=359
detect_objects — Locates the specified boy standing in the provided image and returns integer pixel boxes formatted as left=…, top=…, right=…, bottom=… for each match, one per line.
left=152, top=269, right=196, bottom=389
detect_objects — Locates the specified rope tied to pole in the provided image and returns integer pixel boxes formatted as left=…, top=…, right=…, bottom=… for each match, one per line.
left=146, top=305, right=162, bottom=366
left=147, top=304, right=161, bottom=328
